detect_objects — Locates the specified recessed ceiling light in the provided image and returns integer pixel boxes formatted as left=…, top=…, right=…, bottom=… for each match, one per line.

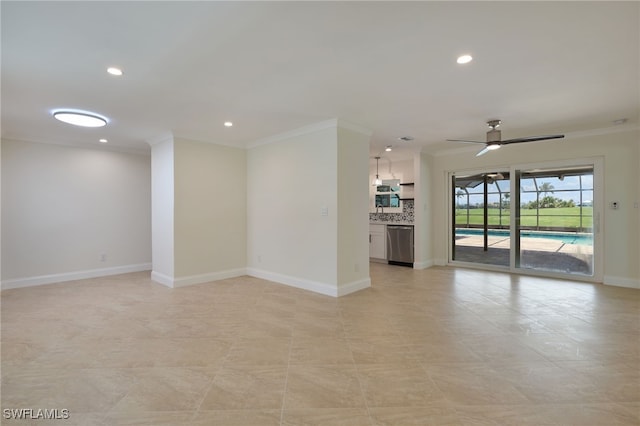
left=99, top=138, right=108, bottom=143
left=224, top=121, right=233, bottom=127
left=613, top=118, right=628, bottom=125
left=53, top=110, right=108, bottom=127
left=456, top=54, right=473, bottom=64
left=107, top=67, right=123, bottom=76
left=385, top=146, right=392, bottom=152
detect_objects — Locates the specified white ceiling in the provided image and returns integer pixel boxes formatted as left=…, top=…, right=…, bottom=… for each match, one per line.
left=2, top=1, right=638, bottom=160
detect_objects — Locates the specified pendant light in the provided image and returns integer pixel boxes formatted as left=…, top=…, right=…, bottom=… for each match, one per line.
left=373, top=156, right=382, bottom=186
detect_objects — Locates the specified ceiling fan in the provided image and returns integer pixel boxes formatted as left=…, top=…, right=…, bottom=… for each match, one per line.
left=447, top=120, right=564, bottom=157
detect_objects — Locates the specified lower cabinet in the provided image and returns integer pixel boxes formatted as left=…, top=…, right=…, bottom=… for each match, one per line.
left=369, top=224, right=386, bottom=261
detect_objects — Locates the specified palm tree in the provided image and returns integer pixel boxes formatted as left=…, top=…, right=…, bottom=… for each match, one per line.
left=539, top=182, right=555, bottom=198
left=539, top=182, right=555, bottom=208
left=456, top=189, right=465, bottom=208
left=502, top=192, right=510, bottom=208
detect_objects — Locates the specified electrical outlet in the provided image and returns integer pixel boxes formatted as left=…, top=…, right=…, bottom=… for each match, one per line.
left=100, top=253, right=107, bottom=262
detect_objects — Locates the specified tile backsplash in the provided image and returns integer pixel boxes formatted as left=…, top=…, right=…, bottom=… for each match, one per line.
left=369, top=199, right=414, bottom=223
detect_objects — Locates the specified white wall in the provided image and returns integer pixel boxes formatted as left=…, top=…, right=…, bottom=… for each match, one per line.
left=337, top=127, right=371, bottom=292
left=370, top=157, right=413, bottom=183
left=173, top=138, right=246, bottom=283
left=1, top=139, right=151, bottom=289
left=247, top=120, right=371, bottom=296
left=413, top=152, right=433, bottom=269
left=428, top=128, right=640, bottom=288
left=151, top=138, right=175, bottom=282
left=247, top=126, right=339, bottom=294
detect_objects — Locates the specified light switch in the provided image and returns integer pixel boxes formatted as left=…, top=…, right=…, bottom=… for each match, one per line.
left=320, top=206, right=329, bottom=216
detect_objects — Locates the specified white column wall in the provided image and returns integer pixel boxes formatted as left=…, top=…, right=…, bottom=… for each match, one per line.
left=247, top=126, right=340, bottom=295
left=150, top=138, right=175, bottom=285
left=173, top=138, right=246, bottom=284
left=337, top=127, right=371, bottom=294
left=413, top=152, right=434, bottom=269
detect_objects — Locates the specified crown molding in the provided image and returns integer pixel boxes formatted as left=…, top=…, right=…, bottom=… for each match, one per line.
left=336, top=119, right=373, bottom=137
left=1, top=136, right=151, bottom=156
left=145, top=132, right=174, bottom=147
left=247, top=119, right=338, bottom=149
left=247, top=118, right=372, bottom=149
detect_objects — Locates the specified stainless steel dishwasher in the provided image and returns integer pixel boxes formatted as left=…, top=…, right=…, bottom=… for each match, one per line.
left=386, top=225, right=414, bottom=266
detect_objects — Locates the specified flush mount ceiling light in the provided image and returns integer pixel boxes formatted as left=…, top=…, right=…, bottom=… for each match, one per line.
left=107, top=67, right=123, bottom=76
left=224, top=121, right=233, bottom=127
left=457, top=54, right=473, bottom=64
left=53, top=110, right=108, bottom=127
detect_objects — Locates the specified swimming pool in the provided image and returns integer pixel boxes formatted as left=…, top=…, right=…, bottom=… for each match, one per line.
left=455, top=228, right=593, bottom=245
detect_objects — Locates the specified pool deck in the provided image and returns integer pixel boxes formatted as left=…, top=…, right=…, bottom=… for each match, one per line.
left=454, top=234, right=593, bottom=274
left=457, top=234, right=593, bottom=255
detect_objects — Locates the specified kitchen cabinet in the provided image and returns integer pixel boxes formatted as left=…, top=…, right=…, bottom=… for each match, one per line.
left=369, top=224, right=386, bottom=261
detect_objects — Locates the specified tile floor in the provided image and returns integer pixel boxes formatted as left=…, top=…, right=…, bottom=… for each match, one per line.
left=1, top=263, right=639, bottom=425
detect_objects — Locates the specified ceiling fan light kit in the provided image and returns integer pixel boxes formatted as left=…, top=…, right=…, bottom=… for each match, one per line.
left=447, top=119, right=564, bottom=157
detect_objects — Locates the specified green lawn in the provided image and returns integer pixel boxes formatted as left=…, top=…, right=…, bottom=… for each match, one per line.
left=455, top=207, right=593, bottom=228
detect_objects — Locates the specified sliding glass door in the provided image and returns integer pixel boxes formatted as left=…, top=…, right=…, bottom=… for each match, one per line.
left=451, top=161, right=599, bottom=279
left=514, top=166, right=594, bottom=276
left=452, top=171, right=511, bottom=267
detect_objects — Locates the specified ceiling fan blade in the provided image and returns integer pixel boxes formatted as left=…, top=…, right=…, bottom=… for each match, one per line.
left=446, top=139, right=486, bottom=144
left=475, top=146, right=491, bottom=157
left=500, top=134, right=565, bottom=145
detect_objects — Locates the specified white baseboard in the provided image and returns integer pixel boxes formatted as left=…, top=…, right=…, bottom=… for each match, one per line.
left=247, top=267, right=348, bottom=297
left=174, top=268, right=247, bottom=288
left=151, top=268, right=247, bottom=288
left=150, top=271, right=174, bottom=288
left=413, top=259, right=434, bottom=270
left=603, top=275, right=640, bottom=289
left=1, top=263, right=152, bottom=291
left=433, top=258, right=448, bottom=266
left=337, top=278, right=371, bottom=296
